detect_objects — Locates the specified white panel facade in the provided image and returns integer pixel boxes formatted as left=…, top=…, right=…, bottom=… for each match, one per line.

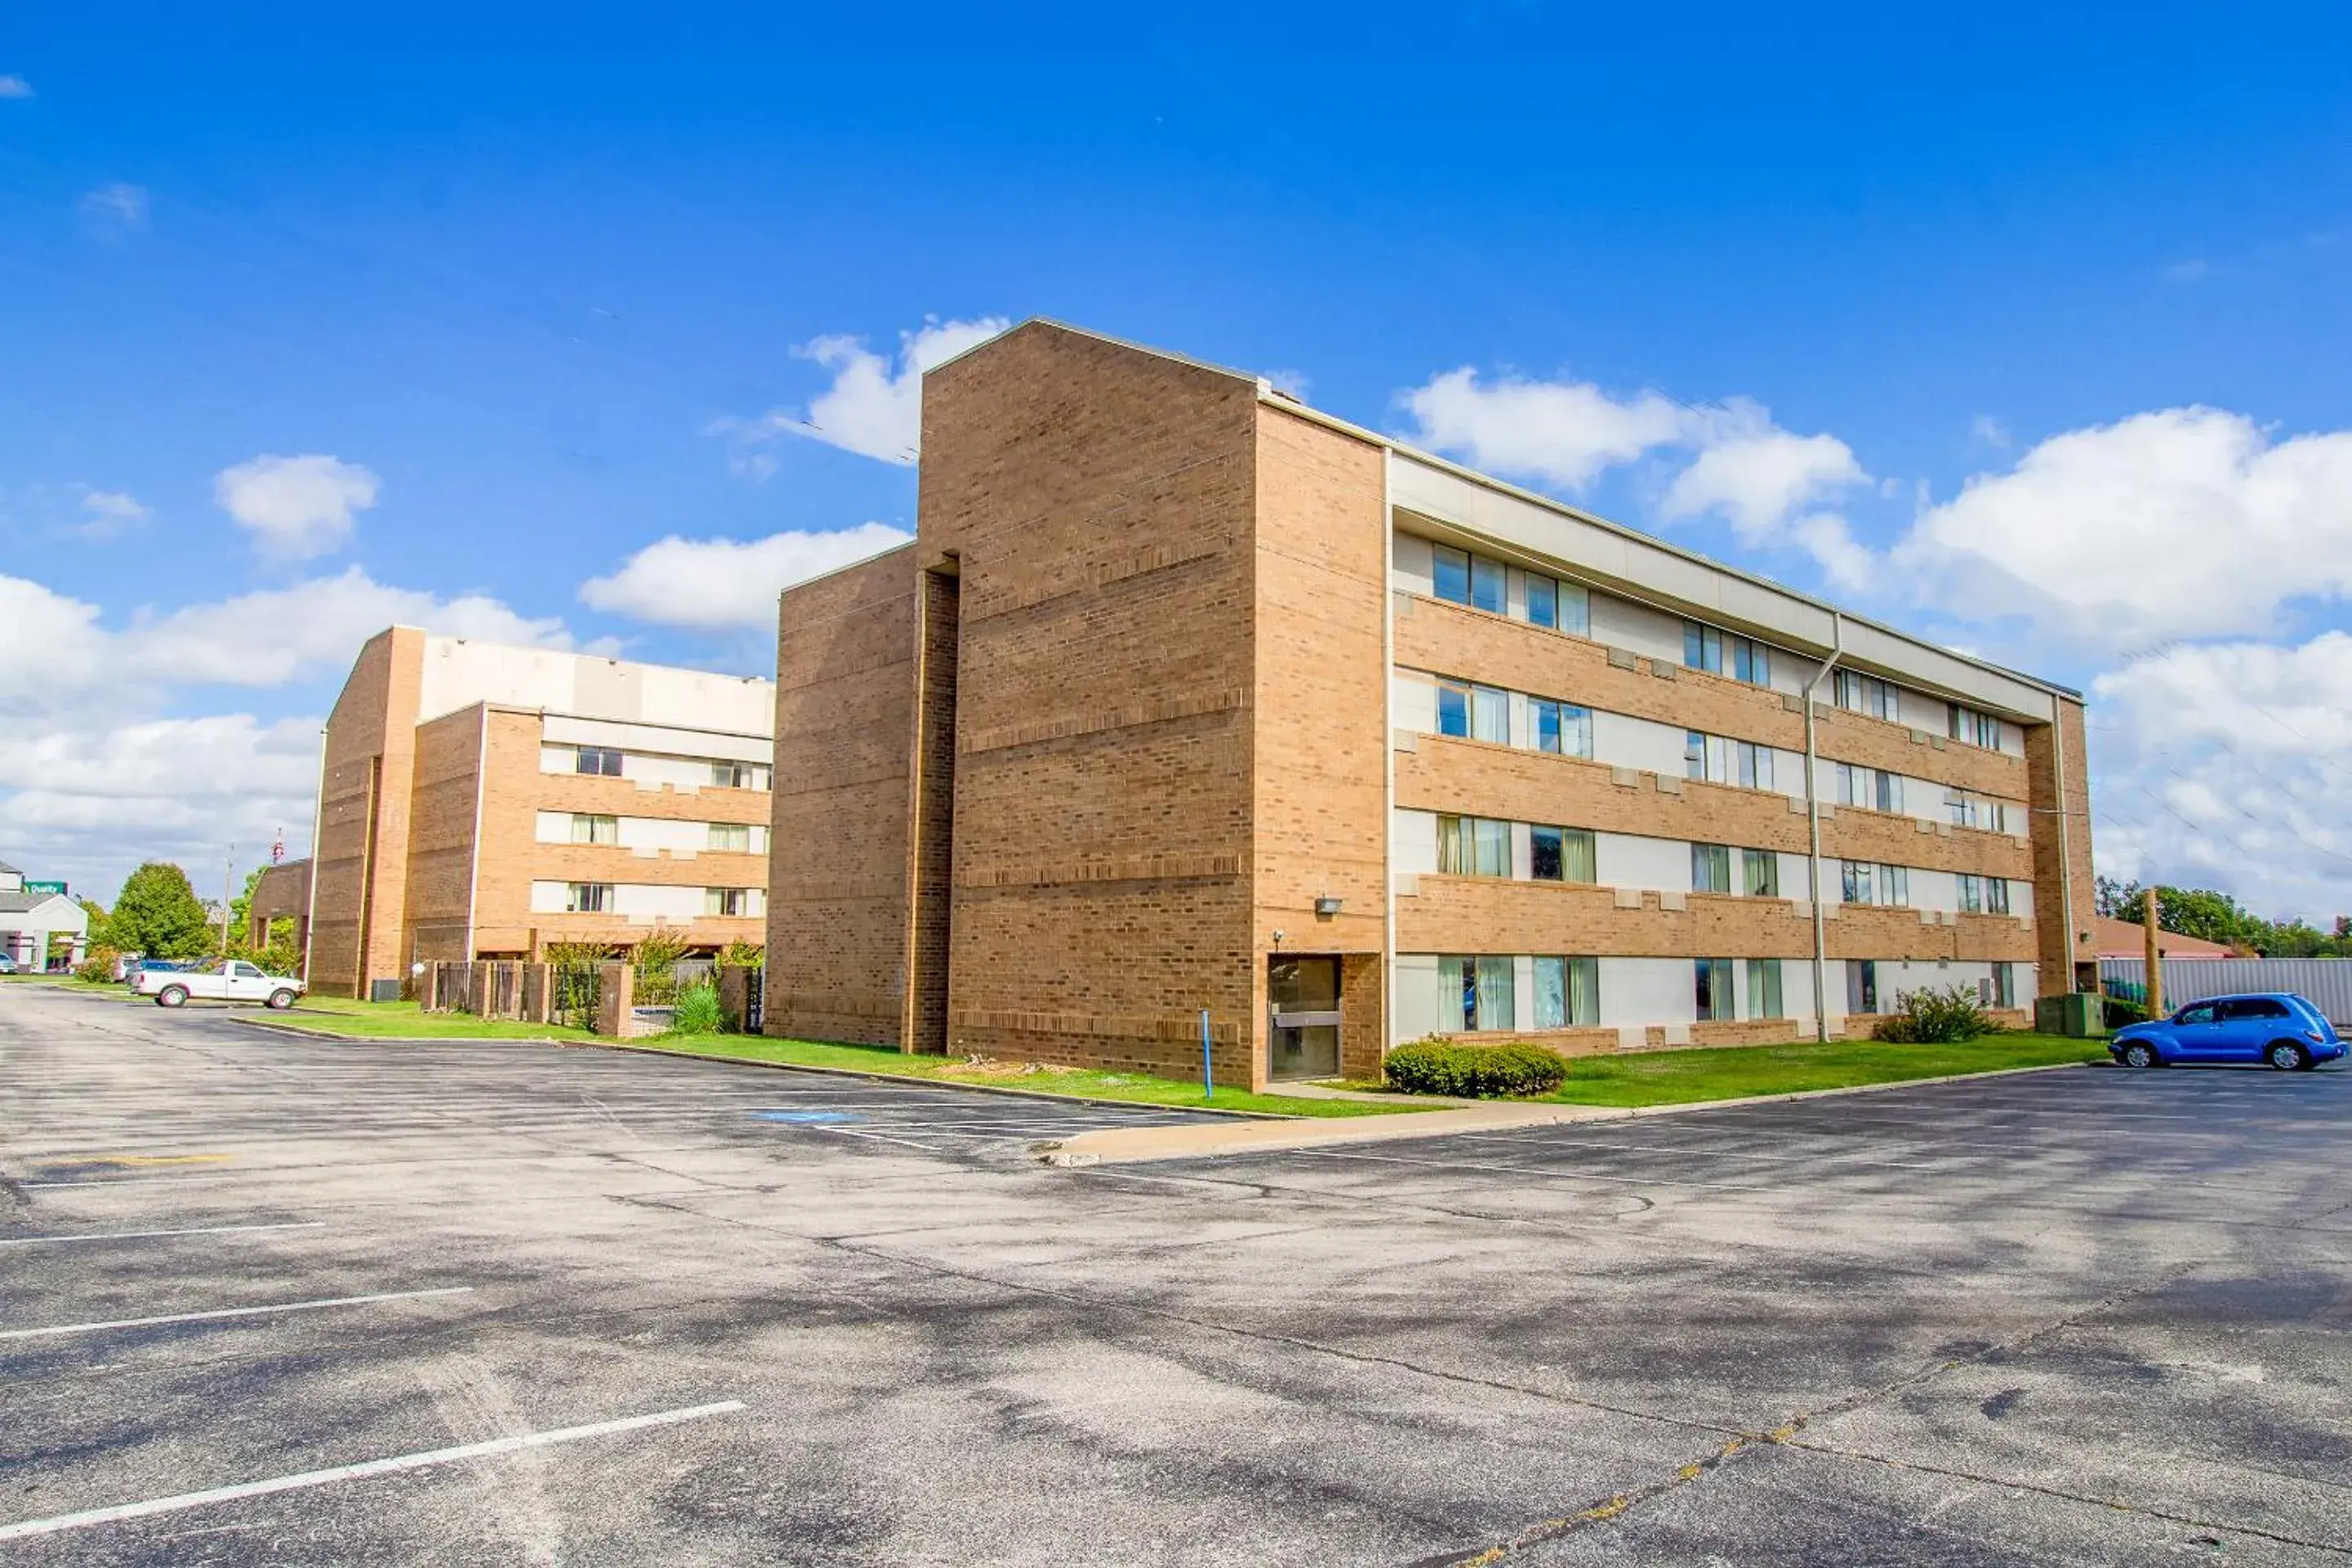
left=1587, top=590, right=1684, bottom=666
left=1392, top=808, right=1440, bottom=877
left=1600, top=958, right=1695, bottom=1027
left=1392, top=953, right=1444, bottom=1041
left=1597, top=831, right=1695, bottom=894
left=1392, top=531, right=1436, bottom=598
left=1592, top=710, right=1688, bottom=777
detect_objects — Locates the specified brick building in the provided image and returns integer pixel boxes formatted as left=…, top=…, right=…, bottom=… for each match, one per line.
left=308, top=628, right=775, bottom=999
left=764, top=322, right=2096, bottom=1087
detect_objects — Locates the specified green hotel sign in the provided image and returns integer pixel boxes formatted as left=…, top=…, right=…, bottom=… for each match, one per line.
left=23, top=880, right=66, bottom=897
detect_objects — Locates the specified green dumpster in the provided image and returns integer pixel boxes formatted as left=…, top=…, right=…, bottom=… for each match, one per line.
left=2034, top=991, right=2108, bottom=1038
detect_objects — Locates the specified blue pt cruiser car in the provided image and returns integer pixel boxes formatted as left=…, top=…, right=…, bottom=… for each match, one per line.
left=2110, top=992, right=2346, bottom=1071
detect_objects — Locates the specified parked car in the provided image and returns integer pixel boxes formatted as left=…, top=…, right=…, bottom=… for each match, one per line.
left=121, top=956, right=194, bottom=987
left=136, top=959, right=305, bottom=1010
left=2109, top=993, right=2345, bottom=1071
left=0, top=956, right=16, bottom=975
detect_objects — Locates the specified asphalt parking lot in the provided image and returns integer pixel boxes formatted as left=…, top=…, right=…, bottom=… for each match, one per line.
left=4, top=982, right=2350, bottom=1566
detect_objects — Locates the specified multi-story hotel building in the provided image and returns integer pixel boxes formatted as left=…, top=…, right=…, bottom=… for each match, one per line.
left=308, top=627, right=776, bottom=999
left=765, top=322, right=2096, bottom=1087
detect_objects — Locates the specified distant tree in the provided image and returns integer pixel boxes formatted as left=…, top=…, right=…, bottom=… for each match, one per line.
left=106, top=862, right=216, bottom=959
left=78, top=898, right=111, bottom=950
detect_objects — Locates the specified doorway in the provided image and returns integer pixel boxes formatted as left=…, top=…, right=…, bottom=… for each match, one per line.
left=1269, top=955, right=1343, bottom=1080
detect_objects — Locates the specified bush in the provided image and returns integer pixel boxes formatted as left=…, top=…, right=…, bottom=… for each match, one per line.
left=1872, top=984, right=1993, bottom=1044
left=718, top=937, right=764, bottom=969
left=1383, top=1037, right=1569, bottom=1098
left=75, top=946, right=119, bottom=983
left=666, top=981, right=723, bottom=1036
left=632, top=927, right=692, bottom=1003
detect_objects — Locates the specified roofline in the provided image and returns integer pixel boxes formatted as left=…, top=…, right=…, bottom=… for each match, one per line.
left=380, top=626, right=774, bottom=686
left=925, top=317, right=1265, bottom=386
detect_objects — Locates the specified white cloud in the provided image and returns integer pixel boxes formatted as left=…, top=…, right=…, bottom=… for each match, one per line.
left=0, top=567, right=576, bottom=719
left=78, top=181, right=147, bottom=229
left=580, top=523, right=912, bottom=630
left=1895, top=408, right=2352, bottom=650
left=2089, top=635, right=2352, bottom=920
left=74, top=490, right=150, bottom=539
left=1259, top=368, right=1312, bottom=400
left=0, top=75, right=32, bottom=100
left=1968, top=415, right=2012, bottom=451
left=213, top=453, right=381, bottom=559
left=1399, top=367, right=1688, bottom=492
left=715, top=316, right=1011, bottom=472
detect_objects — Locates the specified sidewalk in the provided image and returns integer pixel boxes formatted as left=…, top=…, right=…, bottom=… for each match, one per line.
left=1032, top=1061, right=2093, bottom=1166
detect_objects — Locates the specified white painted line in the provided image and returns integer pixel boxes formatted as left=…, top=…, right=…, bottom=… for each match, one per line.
left=0, top=1286, right=473, bottom=1341
left=0, top=1399, right=746, bottom=1542
left=21, top=1174, right=238, bottom=1190
left=0, top=1223, right=324, bottom=1249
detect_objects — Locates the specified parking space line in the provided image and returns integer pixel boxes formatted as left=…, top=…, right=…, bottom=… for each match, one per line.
left=0, top=1399, right=747, bottom=1542
left=21, top=1174, right=241, bottom=1190
left=1303, top=1147, right=1772, bottom=1191
left=0, top=1223, right=323, bottom=1249
left=0, top=1286, right=473, bottom=1341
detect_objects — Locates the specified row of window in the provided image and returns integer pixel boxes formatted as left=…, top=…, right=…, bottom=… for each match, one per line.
left=564, top=884, right=760, bottom=916
left=1440, top=956, right=2025, bottom=1034
left=1434, top=678, right=1597, bottom=758
left=1687, top=731, right=1775, bottom=790
left=1431, top=544, right=1594, bottom=635
left=1419, top=541, right=2016, bottom=754
left=571, top=746, right=770, bottom=791
left=564, top=813, right=760, bottom=853
left=1436, top=816, right=1599, bottom=882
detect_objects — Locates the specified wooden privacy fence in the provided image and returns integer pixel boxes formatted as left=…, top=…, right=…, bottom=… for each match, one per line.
left=421, top=958, right=762, bottom=1036
left=421, top=960, right=560, bottom=1025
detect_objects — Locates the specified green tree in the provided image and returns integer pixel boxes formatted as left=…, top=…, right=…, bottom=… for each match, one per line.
left=106, top=862, right=216, bottom=959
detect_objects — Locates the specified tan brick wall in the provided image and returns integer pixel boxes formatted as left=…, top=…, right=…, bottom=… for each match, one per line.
left=247, top=859, right=311, bottom=951
left=309, top=627, right=425, bottom=996
left=902, top=568, right=960, bottom=1055
left=1252, top=405, right=1390, bottom=1081
left=921, top=323, right=1263, bottom=1083
left=399, top=704, right=486, bottom=966
left=765, top=545, right=920, bottom=1045
left=2026, top=696, right=2098, bottom=994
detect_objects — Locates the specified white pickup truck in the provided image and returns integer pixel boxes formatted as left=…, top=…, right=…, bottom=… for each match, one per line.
left=139, top=960, right=305, bottom=1010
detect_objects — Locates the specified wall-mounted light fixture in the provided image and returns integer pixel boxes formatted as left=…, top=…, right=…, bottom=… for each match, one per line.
left=1313, top=895, right=1343, bottom=918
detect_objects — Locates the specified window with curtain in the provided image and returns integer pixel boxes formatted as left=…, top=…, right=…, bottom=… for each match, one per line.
left=1958, top=874, right=1982, bottom=913
left=1533, top=956, right=1600, bottom=1028
left=571, top=813, right=619, bottom=845
left=1433, top=545, right=1472, bottom=606
left=1993, top=963, right=2016, bottom=1009
left=1733, top=637, right=1770, bottom=686
left=1472, top=684, right=1510, bottom=743
left=707, top=822, right=751, bottom=853
left=1685, top=621, right=1724, bottom=674
left=1744, top=958, right=1784, bottom=1020
left=1881, top=865, right=1909, bottom=906
left=1834, top=670, right=1900, bottom=720
left=1472, top=956, right=1515, bottom=1031
left=1690, top=843, right=1732, bottom=893
left=1736, top=741, right=1773, bottom=791
left=1525, top=572, right=1557, bottom=629
left=1743, top=849, right=1780, bottom=898
left=1473, top=817, right=1509, bottom=878
left=1471, top=555, right=1506, bottom=613
left=1842, top=860, right=1873, bottom=904
left=1532, top=699, right=1595, bottom=759
left=1527, top=826, right=1595, bottom=884
left=1695, top=958, right=1732, bottom=1021
left=1555, top=580, right=1592, bottom=635
left=1986, top=877, right=2011, bottom=915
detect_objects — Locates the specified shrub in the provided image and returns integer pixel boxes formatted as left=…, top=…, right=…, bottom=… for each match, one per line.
left=1383, top=1037, right=1568, bottom=1098
left=2102, top=996, right=2149, bottom=1030
left=632, top=927, right=692, bottom=1003
left=544, top=941, right=614, bottom=1030
left=718, top=937, right=764, bottom=969
left=1872, top=984, right=1993, bottom=1044
left=75, top=946, right=119, bottom=983
left=667, top=981, right=723, bottom=1036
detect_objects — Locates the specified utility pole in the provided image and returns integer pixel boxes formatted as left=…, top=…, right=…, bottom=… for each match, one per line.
left=2144, top=885, right=2163, bottom=1018
left=222, top=844, right=235, bottom=957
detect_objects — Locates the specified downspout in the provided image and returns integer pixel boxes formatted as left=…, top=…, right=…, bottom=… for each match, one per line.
left=2052, top=696, right=2077, bottom=995
left=301, top=725, right=327, bottom=984
left=1802, top=615, right=1844, bottom=1042
left=1381, top=451, right=1398, bottom=1059
left=462, top=704, right=489, bottom=963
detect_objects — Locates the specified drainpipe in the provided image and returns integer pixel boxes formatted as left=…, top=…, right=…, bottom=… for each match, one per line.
left=1802, top=615, right=1844, bottom=1042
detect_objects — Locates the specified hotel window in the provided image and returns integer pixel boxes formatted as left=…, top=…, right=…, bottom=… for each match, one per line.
left=1523, top=572, right=1592, bottom=635
left=1744, top=958, right=1784, bottom=1021
left=1433, top=545, right=1506, bottom=613
left=1993, top=962, right=2016, bottom=1009
left=1531, top=697, right=1595, bottom=759
left=1535, top=956, right=1601, bottom=1028
left=1841, top=862, right=1909, bottom=906
left=1437, top=815, right=1512, bottom=879
left=570, top=813, right=618, bottom=846
left=1949, top=703, right=2004, bottom=751
left=1685, top=621, right=1772, bottom=686
left=1695, top=958, right=1734, bottom=1022
left=1442, top=955, right=1517, bottom=1031
left=1833, top=670, right=1900, bottom=721
left=1686, top=733, right=1774, bottom=790
left=1742, top=848, right=1780, bottom=898
left=1958, top=874, right=1984, bottom=914
left=1946, top=790, right=2010, bottom=833
left=1690, top=842, right=1733, bottom=893
left=1530, top=826, right=1597, bottom=884
left=706, top=887, right=751, bottom=917
left=565, top=882, right=612, bottom=914
left=1837, top=762, right=1904, bottom=813
left=1436, top=680, right=1510, bottom=744
left=707, top=822, right=751, bottom=853
left=710, top=760, right=764, bottom=790
left=575, top=746, right=624, bottom=777
left=1985, top=876, right=2011, bottom=915
left=1847, top=959, right=1879, bottom=1015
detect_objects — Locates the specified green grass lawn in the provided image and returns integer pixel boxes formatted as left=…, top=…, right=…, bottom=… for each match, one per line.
left=1529, top=1032, right=2106, bottom=1107
left=267, top=996, right=599, bottom=1040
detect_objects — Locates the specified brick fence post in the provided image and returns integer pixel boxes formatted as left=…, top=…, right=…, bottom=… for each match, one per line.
left=715, top=964, right=749, bottom=1032
left=595, top=960, right=634, bottom=1036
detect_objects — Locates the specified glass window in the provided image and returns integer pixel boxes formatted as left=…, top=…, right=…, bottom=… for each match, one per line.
left=1472, top=685, right=1510, bottom=744
left=1471, top=555, right=1506, bottom=614
left=1472, top=817, right=1510, bottom=878
left=706, top=887, right=749, bottom=916
left=1993, top=963, right=2015, bottom=1009
left=1437, top=815, right=1468, bottom=875
left=572, top=813, right=618, bottom=846
left=1686, top=732, right=1731, bottom=784
left=1842, top=861, right=1873, bottom=905
left=1986, top=877, right=2011, bottom=915
left=1534, top=956, right=1566, bottom=1027
left=1743, top=849, right=1780, bottom=898
left=1737, top=742, right=1773, bottom=791
left=1950, top=704, right=2003, bottom=750
left=575, top=746, right=623, bottom=777
left=1695, top=958, right=1732, bottom=1021
left=1432, top=545, right=1472, bottom=606
left=1562, top=828, right=1596, bottom=883
left=1691, top=843, right=1732, bottom=893
left=1849, top=959, right=1879, bottom=1014
left=710, top=760, right=763, bottom=790
left=708, top=822, right=751, bottom=853
left=1441, top=956, right=1472, bottom=1031
left=1533, top=956, right=1600, bottom=1028
left=1531, top=826, right=1564, bottom=882
left=1744, top=958, right=1784, bottom=1020
left=1525, top=572, right=1557, bottom=630
left=1836, top=670, right=1899, bottom=720
left=1733, top=637, right=1770, bottom=687
left=1436, top=681, right=1471, bottom=738
left=1878, top=771, right=1903, bottom=813
left=565, top=882, right=612, bottom=914
left=1882, top=866, right=1909, bottom=906
left=1557, top=581, right=1591, bottom=636
left=1958, top=874, right=1981, bottom=914
left=1534, top=701, right=1593, bottom=759
left=1532, top=699, right=1562, bottom=755
left=1467, top=956, right=1514, bottom=1031
left=1684, top=621, right=1723, bottom=674
left=2176, top=1001, right=2217, bottom=1026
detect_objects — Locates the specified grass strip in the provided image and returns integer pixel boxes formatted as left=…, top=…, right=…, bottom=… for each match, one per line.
left=1531, top=1032, right=2105, bottom=1107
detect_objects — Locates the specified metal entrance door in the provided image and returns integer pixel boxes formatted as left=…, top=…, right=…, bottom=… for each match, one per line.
left=1269, top=955, right=1342, bottom=1080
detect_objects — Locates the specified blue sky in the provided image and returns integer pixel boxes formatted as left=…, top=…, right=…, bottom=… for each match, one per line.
left=4, top=4, right=2350, bottom=915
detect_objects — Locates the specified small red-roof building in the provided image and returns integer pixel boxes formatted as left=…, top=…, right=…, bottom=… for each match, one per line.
left=2093, top=916, right=2235, bottom=960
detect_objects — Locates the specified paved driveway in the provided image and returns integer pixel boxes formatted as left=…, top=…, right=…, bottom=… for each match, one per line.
left=3, top=982, right=2348, bottom=1565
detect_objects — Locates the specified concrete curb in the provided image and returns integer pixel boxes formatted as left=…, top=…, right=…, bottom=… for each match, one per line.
left=1031, top=1060, right=2102, bottom=1166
